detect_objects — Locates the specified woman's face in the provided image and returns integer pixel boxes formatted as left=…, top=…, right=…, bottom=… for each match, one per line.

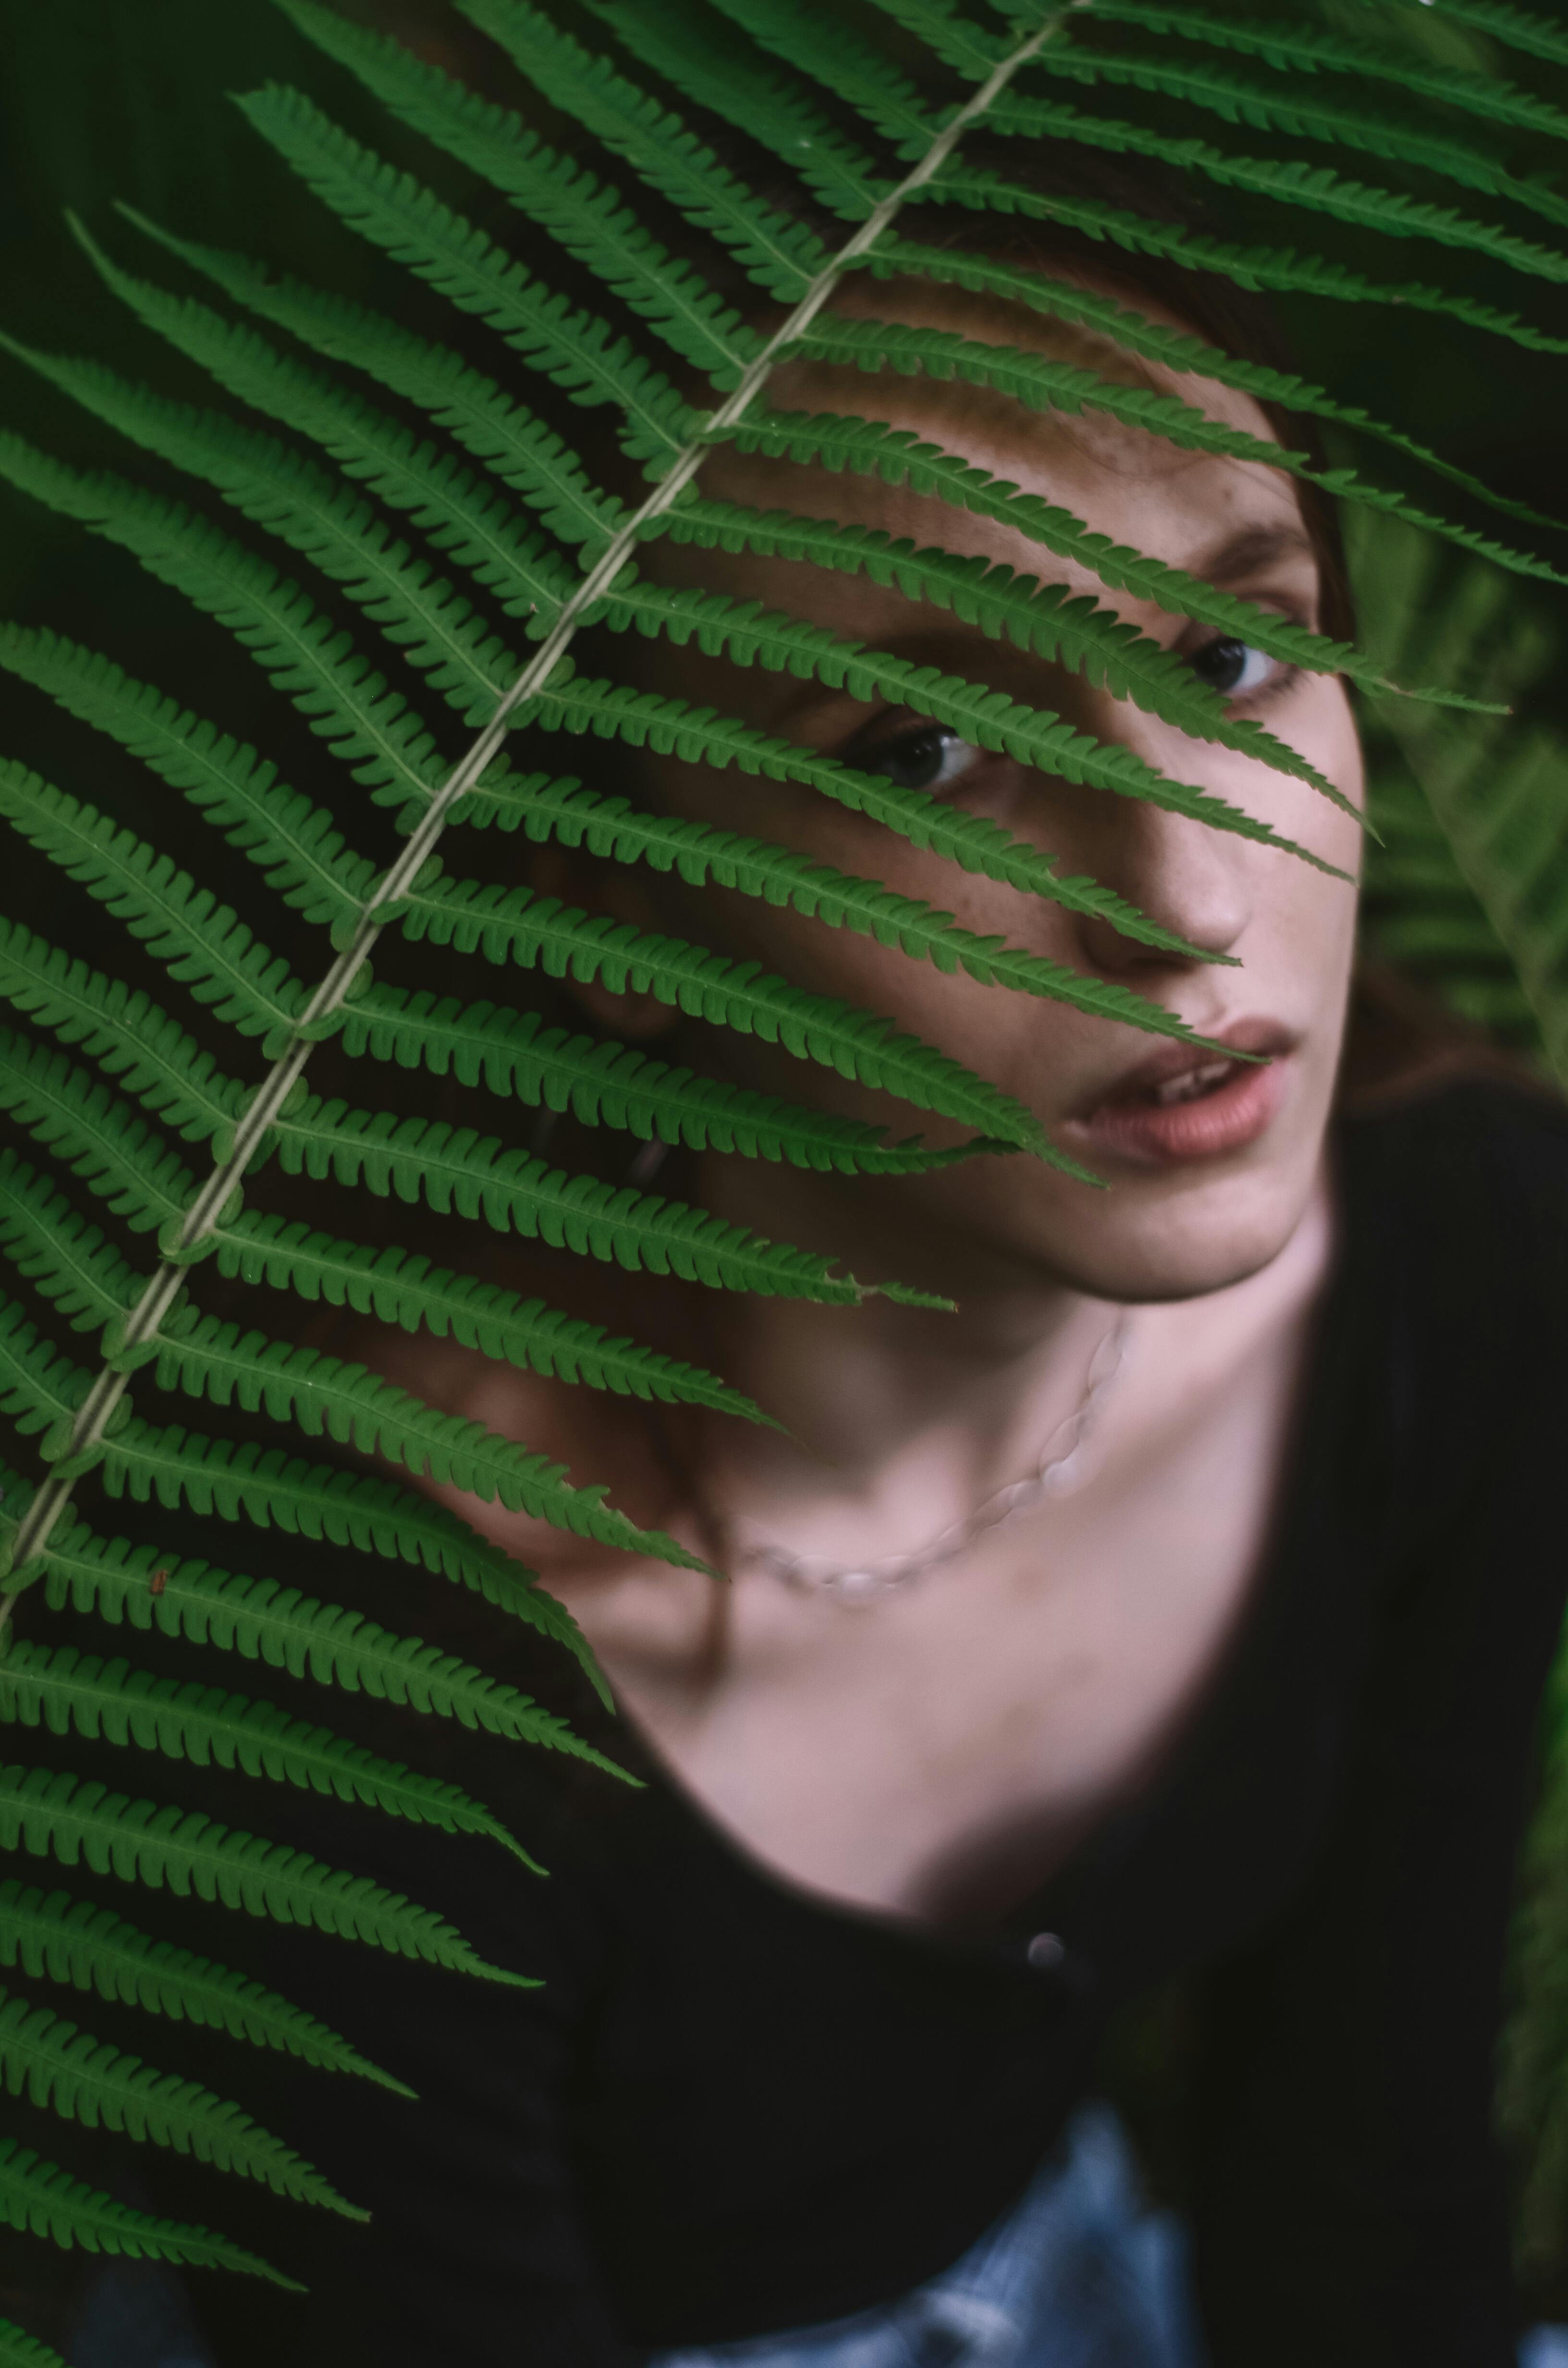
left=589, top=273, right=1364, bottom=1306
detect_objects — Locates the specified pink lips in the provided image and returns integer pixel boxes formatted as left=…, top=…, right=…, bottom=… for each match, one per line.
left=1067, top=1022, right=1297, bottom=1168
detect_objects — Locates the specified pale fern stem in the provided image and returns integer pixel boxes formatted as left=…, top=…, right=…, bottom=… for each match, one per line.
left=0, top=9, right=1067, bottom=1626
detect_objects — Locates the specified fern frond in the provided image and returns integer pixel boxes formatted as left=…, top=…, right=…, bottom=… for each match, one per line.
left=216, top=1208, right=772, bottom=1417
left=583, top=572, right=1359, bottom=857
left=1415, top=0, right=1568, bottom=67
left=778, top=320, right=1568, bottom=591
left=650, top=492, right=1351, bottom=787
left=861, top=237, right=1568, bottom=543
left=1079, top=0, right=1568, bottom=147
left=0, top=1879, right=410, bottom=2093
left=452, top=0, right=829, bottom=300
left=268, top=1086, right=993, bottom=1281
left=579, top=0, right=890, bottom=222
left=92, top=230, right=575, bottom=626
left=92, top=1428, right=608, bottom=1702
left=0, top=1031, right=204, bottom=1244
left=0, top=630, right=375, bottom=932
left=0, top=1763, right=535, bottom=1983
left=0, top=1297, right=124, bottom=1473
left=0, top=1154, right=141, bottom=1334
left=709, top=412, right=1497, bottom=718
left=343, top=985, right=1002, bottom=1172
left=464, top=693, right=1217, bottom=941
left=397, top=869, right=1115, bottom=1144
left=1014, top=39, right=1568, bottom=233
left=0, top=1986, right=363, bottom=2217
left=0, top=443, right=449, bottom=811
left=916, top=163, right=1568, bottom=357
left=0, top=1641, right=542, bottom=1871
left=35, top=1515, right=614, bottom=1764
left=400, top=848, right=1222, bottom=1042
left=465, top=753, right=1207, bottom=960
left=145, top=1306, right=705, bottom=1565
left=0, top=2316, right=67, bottom=2368
left=226, top=88, right=690, bottom=469
left=0, top=2138, right=294, bottom=2283
left=265, top=0, right=752, bottom=381
left=0, top=771, right=306, bottom=1044
left=0, top=329, right=523, bottom=725
left=978, top=92, right=1568, bottom=287
left=132, top=208, right=622, bottom=572
left=707, top=0, right=936, bottom=148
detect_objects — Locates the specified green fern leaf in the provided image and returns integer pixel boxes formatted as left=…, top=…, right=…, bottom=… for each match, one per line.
left=861, top=236, right=1568, bottom=543
left=777, top=320, right=1568, bottom=592
left=0, top=1031, right=205, bottom=1243
left=464, top=693, right=1219, bottom=943
left=0, top=2314, right=67, bottom=2368
left=0, top=330, right=524, bottom=726
left=916, top=162, right=1568, bottom=357
left=706, top=0, right=935, bottom=148
left=579, top=0, right=890, bottom=222
left=0, top=1153, right=141, bottom=1334
left=0, top=1641, right=544, bottom=1871
left=396, top=869, right=1107, bottom=1146
left=220, top=91, right=689, bottom=469
left=125, top=197, right=622, bottom=567
left=0, top=629, right=376, bottom=933
left=0, top=1985, right=363, bottom=2218
left=92, top=228, right=576, bottom=624
left=145, top=1306, right=707, bottom=1566
left=0, top=1877, right=410, bottom=2093
left=451, top=0, right=829, bottom=300
left=0, top=1763, right=535, bottom=1984
left=0, top=777, right=305, bottom=1045
left=650, top=490, right=1355, bottom=788
left=215, top=1207, right=773, bottom=1418
left=1078, top=0, right=1568, bottom=147
left=709, top=411, right=1496, bottom=718
left=267, top=1086, right=994, bottom=1283
left=0, top=443, right=450, bottom=811
left=263, top=0, right=752, bottom=381
left=582, top=571, right=1359, bottom=856
left=0, top=1296, right=126, bottom=1473
left=977, top=92, right=1568, bottom=287
left=1014, top=38, right=1568, bottom=234
left=1412, top=0, right=1568, bottom=67
left=0, top=2138, right=294, bottom=2283
left=400, top=857, right=1222, bottom=1061
left=34, top=1514, right=615, bottom=1765
left=341, top=984, right=1001, bottom=1173
left=92, top=1429, right=610, bottom=1704
left=461, top=756, right=1204, bottom=958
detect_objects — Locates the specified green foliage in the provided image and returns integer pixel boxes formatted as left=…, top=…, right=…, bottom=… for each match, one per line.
left=0, top=0, right=1564, bottom=2306
left=0, top=2139, right=294, bottom=2283
left=0, top=1984, right=363, bottom=2216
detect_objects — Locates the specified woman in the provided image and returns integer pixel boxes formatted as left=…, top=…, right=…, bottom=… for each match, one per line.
left=68, top=188, right=1568, bottom=2368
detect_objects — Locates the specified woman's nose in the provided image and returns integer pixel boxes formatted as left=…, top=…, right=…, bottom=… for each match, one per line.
left=1066, top=797, right=1254, bottom=977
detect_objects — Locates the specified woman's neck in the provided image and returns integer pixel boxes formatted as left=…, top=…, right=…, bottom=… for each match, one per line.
left=690, top=1149, right=1337, bottom=1566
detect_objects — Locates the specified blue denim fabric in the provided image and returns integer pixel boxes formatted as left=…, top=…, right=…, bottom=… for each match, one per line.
left=650, top=2106, right=1206, bottom=2368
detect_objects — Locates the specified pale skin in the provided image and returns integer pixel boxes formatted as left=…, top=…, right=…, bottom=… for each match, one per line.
left=349, top=272, right=1367, bottom=1926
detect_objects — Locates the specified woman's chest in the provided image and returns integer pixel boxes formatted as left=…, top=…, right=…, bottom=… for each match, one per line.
left=595, top=1369, right=1298, bottom=1923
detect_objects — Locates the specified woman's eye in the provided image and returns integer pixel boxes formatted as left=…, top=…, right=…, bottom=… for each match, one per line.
left=1188, top=637, right=1281, bottom=699
left=862, top=725, right=982, bottom=793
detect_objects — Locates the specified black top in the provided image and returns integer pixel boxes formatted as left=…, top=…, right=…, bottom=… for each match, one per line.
left=107, top=1082, right=1568, bottom=2368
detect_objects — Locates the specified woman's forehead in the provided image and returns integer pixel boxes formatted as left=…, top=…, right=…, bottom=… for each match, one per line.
left=710, top=271, right=1309, bottom=596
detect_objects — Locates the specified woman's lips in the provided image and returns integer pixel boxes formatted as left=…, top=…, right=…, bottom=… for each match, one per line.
left=1066, top=1023, right=1297, bottom=1168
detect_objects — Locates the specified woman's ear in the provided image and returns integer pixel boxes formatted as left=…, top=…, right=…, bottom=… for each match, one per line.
left=528, top=842, right=681, bottom=1042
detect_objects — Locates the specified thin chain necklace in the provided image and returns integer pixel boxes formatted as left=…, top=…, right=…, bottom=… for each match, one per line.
left=732, top=1312, right=1134, bottom=1606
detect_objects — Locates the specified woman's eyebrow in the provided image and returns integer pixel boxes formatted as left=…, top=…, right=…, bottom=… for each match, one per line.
left=1184, top=521, right=1317, bottom=586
